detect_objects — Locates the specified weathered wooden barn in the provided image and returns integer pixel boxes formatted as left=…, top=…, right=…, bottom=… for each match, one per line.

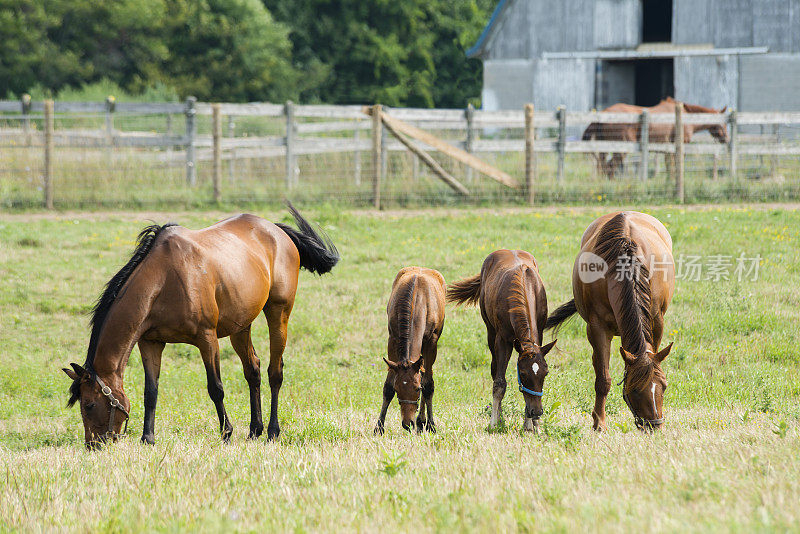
left=468, top=0, right=800, bottom=112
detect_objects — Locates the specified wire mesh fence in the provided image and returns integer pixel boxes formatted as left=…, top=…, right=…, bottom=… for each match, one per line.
left=1, top=98, right=799, bottom=209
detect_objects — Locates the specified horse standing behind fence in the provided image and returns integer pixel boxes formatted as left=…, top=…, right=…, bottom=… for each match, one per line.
left=448, top=250, right=555, bottom=431
left=375, top=267, right=446, bottom=434
left=583, top=98, right=729, bottom=179
left=63, top=203, right=339, bottom=448
left=546, top=211, right=674, bottom=431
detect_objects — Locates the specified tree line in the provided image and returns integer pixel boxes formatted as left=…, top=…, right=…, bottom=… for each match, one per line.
left=0, top=0, right=493, bottom=107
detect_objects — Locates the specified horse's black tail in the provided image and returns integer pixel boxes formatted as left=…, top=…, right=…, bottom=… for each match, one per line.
left=276, top=202, right=340, bottom=275
left=582, top=122, right=600, bottom=141
left=545, top=299, right=578, bottom=334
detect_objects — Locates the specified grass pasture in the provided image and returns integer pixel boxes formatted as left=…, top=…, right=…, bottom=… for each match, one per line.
left=1, top=205, right=799, bottom=532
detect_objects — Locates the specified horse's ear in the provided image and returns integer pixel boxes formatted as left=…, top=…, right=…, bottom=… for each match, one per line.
left=63, top=367, right=79, bottom=381
left=619, top=347, right=638, bottom=366
left=69, top=363, right=88, bottom=378
left=412, top=357, right=424, bottom=372
left=383, top=358, right=399, bottom=370
left=540, top=340, right=557, bottom=356
left=654, top=342, right=673, bottom=363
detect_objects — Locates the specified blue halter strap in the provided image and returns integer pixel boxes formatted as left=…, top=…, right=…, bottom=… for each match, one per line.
left=517, top=364, right=543, bottom=397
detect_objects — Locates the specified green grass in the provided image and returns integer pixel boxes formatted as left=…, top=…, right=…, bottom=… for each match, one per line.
left=1, top=205, right=799, bottom=531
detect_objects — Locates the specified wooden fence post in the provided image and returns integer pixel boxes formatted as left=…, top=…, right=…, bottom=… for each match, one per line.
left=212, top=103, right=222, bottom=203
left=524, top=103, right=535, bottom=204
left=44, top=100, right=54, bottom=209
left=185, top=96, right=197, bottom=186
left=728, top=110, right=737, bottom=184
left=227, top=116, right=235, bottom=182
left=105, top=96, right=115, bottom=145
left=21, top=94, right=31, bottom=146
left=465, top=103, right=475, bottom=183
left=372, top=104, right=382, bottom=209
left=639, top=110, right=649, bottom=181
left=354, top=127, right=362, bottom=186
left=770, top=124, right=779, bottom=178
left=285, top=101, right=296, bottom=189
left=674, top=102, right=685, bottom=203
left=380, top=119, right=388, bottom=186
left=556, top=105, right=566, bottom=182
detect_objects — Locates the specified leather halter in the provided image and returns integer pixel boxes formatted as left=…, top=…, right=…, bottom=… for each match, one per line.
left=620, top=368, right=664, bottom=429
left=94, top=375, right=130, bottom=440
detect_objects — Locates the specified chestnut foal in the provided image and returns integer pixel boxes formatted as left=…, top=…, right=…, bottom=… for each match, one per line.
left=375, top=267, right=446, bottom=434
left=63, top=204, right=338, bottom=448
left=448, top=250, right=555, bottom=431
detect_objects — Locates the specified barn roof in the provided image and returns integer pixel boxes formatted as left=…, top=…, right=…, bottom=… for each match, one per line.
left=466, top=0, right=509, bottom=58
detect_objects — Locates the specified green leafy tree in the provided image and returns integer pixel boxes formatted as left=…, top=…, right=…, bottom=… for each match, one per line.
left=264, top=0, right=493, bottom=107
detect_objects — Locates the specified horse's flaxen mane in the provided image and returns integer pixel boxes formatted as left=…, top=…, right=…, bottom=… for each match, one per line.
left=507, top=267, right=536, bottom=351
left=595, top=213, right=653, bottom=357
left=682, top=102, right=720, bottom=113
left=68, top=222, right=176, bottom=406
left=395, top=275, right=418, bottom=363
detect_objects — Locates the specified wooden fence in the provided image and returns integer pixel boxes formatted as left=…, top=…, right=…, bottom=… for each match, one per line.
left=1, top=97, right=799, bottom=208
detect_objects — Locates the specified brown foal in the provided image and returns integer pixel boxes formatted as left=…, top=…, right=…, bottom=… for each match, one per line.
left=63, top=204, right=338, bottom=447
left=375, top=267, right=446, bottom=433
left=546, top=211, right=674, bottom=431
left=448, top=250, right=555, bottom=431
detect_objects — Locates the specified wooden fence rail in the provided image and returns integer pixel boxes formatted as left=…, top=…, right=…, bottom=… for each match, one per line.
left=2, top=97, right=800, bottom=208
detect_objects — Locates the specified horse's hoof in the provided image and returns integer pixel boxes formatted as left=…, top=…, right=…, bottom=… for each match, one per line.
left=141, top=435, right=155, bottom=445
left=267, top=425, right=280, bottom=441
left=248, top=423, right=264, bottom=439
left=373, top=425, right=385, bottom=436
left=426, top=422, right=437, bottom=434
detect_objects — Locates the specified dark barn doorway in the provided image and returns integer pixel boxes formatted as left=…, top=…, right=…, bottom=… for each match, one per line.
left=634, top=59, right=673, bottom=106
left=642, top=0, right=672, bottom=43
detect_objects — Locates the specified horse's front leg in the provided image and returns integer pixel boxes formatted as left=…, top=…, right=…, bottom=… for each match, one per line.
left=418, top=337, right=439, bottom=433
left=198, top=333, right=233, bottom=442
left=139, top=340, right=165, bottom=445
left=587, top=320, right=612, bottom=431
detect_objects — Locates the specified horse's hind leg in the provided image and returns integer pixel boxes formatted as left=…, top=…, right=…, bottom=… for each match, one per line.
left=198, top=333, right=233, bottom=442
left=587, top=320, right=613, bottom=432
left=264, top=300, right=293, bottom=441
left=230, top=326, right=263, bottom=439
left=139, top=340, right=165, bottom=445
left=490, top=334, right=513, bottom=429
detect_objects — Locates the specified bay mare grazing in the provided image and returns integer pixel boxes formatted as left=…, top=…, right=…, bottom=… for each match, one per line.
left=448, top=250, right=555, bottom=431
left=63, top=204, right=339, bottom=448
left=375, top=267, right=445, bottom=433
left=546, top=211, right=674, bottom=431
left=582, top=97, right=729, bottom=179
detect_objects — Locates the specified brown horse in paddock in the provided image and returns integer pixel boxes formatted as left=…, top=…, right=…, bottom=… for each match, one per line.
left=448, top=250, right=555, bottom=431
left=375, top=267, right=446, bottom=433
left=546, top=211, right=674, bottom=431
left=63, top=204, right=339, bottom=448
left=583, top=98, right=728, bottom=179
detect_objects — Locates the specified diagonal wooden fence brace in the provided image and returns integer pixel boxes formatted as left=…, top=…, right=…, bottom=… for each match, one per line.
left=364, top=106, right=518, bottom=188
left=379, top=113, right=470, bottom=196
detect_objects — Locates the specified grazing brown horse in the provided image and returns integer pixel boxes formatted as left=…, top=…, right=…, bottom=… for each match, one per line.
left=583, top=98, right=729, bottom=179
left=63, top=204, right=339, bottom=447
left=448, top=250, right=555, bottom=431
left=375, top=267, right=446, bottom=433
left=546, top=211, right=674, bottom=431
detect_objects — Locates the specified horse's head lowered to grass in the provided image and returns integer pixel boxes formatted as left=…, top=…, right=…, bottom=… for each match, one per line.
left=63, top=363, right=130, bottom=449
left=620, top=343, right=673, bottom=431
left=516, top=340, right=556, bottom=427
left=384, top=357, right=424, bottom=430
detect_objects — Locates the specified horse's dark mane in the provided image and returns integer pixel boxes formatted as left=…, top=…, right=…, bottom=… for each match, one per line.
left=395, top=275, right=418, bottom=363
left=508, top=267, right=536, bottom=352
left=68, top=222, right=176, bottom=406
left=595, top=213, right=653, bottom=357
